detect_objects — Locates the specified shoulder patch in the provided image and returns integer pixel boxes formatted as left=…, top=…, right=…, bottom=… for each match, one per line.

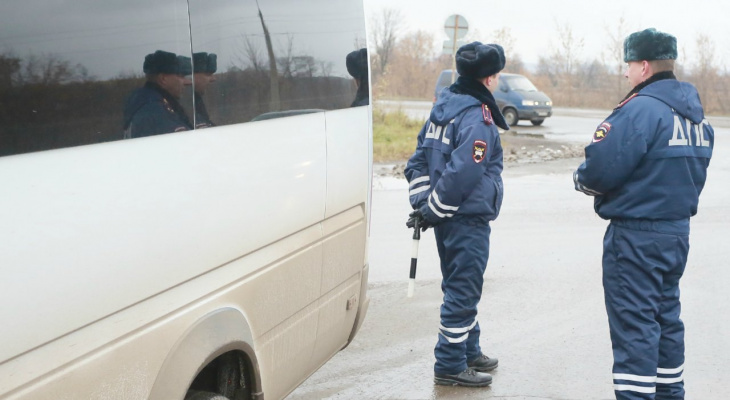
left=473, top=140, right=487, bottom=163
left=481, top=104, right=494, bottom=125
left=616, top=93, right=638, bottom=109
left=162, top=98, right=175, bottom=114
left=593, top=121, right=611, bottom=143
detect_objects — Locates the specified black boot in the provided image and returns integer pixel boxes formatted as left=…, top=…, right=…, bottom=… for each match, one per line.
left=434, top=368, right=492, bottom=387
left=467, top=353, right=498, bottom=372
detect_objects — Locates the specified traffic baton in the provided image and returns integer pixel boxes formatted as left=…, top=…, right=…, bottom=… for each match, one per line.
left=408, top=218, right=421, bottom=297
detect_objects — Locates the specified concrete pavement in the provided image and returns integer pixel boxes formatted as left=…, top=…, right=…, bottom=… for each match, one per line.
left=287, top=117, right=729, bottom=400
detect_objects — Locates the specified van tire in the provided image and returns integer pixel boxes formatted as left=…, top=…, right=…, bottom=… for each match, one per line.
left=185, top=391, right=230, bottom=400
left=530, top=118, right=545, bottom=126
left=503, top=108, right=518, bottom=126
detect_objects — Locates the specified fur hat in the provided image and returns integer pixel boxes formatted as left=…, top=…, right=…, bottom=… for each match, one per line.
left=143, top=50, right=183, bottom=75
left=346, top=48, right=368, bottom=80
left=193, top=52, right=218, bottom=74
left=623, top=28, right=677, bottom=62
left=455, top=42, right=505, bottom=79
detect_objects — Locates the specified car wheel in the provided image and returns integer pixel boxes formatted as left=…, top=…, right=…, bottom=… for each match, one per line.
left=503, top=108, right=518, bottom=126
left=530, top=118, right=545, bottom=126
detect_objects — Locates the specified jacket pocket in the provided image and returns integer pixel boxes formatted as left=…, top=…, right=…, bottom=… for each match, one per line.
left=491, top=177, right=504, bottom=216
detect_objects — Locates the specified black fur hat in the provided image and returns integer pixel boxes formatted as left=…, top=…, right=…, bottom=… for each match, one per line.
left=346, top=48, right=368, bottom=80
left=623, top=28, right=677, bottom=62
left=455, top=42, right=505, bottom=79
left=143, top=50, right=182, bottom=75
left=193, top=52, right=218, bottom=74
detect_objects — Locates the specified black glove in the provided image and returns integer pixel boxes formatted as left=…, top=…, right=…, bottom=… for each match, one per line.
left=406, top=209, right=432, bottom=231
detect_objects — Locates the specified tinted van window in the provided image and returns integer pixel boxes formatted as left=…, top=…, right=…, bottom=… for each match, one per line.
left=187, top=0, right=367, bottom=125
left=0, top=0, right=193, bottom=157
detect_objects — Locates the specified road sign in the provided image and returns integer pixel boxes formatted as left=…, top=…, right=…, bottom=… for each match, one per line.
left=443, top=39, right=467, bottom=55
left=444, top=14, right=468, bottom=39
left=442, top=14, right=469, bottom=56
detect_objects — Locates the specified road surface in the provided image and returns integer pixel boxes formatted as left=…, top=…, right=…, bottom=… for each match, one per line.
left=287, top=106, right=729, bottom=400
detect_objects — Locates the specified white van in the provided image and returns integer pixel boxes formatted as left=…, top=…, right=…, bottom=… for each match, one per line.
left=0, top=1, right=371, bottom=399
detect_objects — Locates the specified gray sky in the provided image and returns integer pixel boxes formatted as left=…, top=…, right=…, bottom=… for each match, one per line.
left=363, top=0, right=730, bottom=70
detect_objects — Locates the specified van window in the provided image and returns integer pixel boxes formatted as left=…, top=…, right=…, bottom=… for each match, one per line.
left=187, top=0, right=367, bottom=125
left=0, top=0, right=194, bottom=157
left=503, top=75, right=538, bottom=92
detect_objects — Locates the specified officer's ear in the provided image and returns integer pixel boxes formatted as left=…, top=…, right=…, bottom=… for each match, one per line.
left=641, top=60, right=652, bottom=78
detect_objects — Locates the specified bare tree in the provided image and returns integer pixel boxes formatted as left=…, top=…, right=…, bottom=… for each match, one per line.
left=0, top=53, right=21, bottom=89
left=549, top=21, right=584, bottom=104
left=553, top=21, right=584, bottom=79
left=490, top=27, right=515, bottom=52
left=489, top=27, right=525, bottom=73
left=276, top=33, right=296, bottom=78
left=381, top=30, right=439, bottom=99
left=369, top=8, right=403, bottom=78
left=239, top=35, right=265, bottom=72
left=602, top=16, right=629, bottom=100
left=693, top=34, right=721, bottom=113
left=20, top=53, right=80, bottom=85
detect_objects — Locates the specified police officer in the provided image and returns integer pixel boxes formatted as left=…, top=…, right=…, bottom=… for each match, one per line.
left=192, top=52, right=217, bottom=128
left=404, top=42, right=508, bottom=387
left=123, top=50, right=193, bottom=138
left=346, top=48, right=369, bottom=107
left=574, top=28, right=713, bottom=399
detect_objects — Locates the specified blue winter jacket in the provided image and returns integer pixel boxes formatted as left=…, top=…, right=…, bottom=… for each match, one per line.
left=404, top=89, right=504, bottom=224
left=123, top=82, right=192, bottom=138
left=574, top=78, right=713, bottom=220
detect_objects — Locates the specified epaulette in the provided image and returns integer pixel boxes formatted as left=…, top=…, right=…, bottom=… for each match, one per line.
left=615, top=93, right=638, bottom=109
left=481, top=104, right=494, bottom=125
left=162, top=98, right=175, bottom=114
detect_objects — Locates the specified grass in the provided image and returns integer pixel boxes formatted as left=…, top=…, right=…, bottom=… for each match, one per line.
left=373, top=107, right=424, bottom=162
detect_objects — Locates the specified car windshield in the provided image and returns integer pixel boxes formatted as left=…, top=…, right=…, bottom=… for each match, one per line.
left=505, top=76, right=538, bottom=92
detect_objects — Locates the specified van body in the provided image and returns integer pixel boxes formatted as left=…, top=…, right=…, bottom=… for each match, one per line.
left=0, top=1, right=371, bottom=399
left=434, top=70, right=553, bottom=126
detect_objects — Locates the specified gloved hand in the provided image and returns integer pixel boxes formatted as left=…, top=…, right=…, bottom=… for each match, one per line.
left=406, top=209, right=432, bottom=231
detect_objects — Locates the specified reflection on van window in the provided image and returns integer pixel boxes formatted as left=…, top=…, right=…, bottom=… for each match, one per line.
left=346, top=48, right=369, bottom=107
left=0, top=0, right=192, bottom=157
left=123, top=51, right=194, bottom=138
left=192, top=52, right=218, bottom=128
left=187, top=0, right=367, bottom=124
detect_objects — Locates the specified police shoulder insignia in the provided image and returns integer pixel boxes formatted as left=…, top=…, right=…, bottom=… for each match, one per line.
left=616, top=93, right=638, bottom=109
left=473, top=140, right=487, bottom=163
left=481, top=104, right=494, bottom=125
left=593, top=121, right=612, bottom=143
left=162, top=98, right=175, bottom=114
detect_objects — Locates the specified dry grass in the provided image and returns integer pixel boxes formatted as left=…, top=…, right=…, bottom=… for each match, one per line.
left=372, top=107, right=423, bottom=162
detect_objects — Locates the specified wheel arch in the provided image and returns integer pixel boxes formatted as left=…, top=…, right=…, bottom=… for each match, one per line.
left=148, top=307, right=263, bottom=400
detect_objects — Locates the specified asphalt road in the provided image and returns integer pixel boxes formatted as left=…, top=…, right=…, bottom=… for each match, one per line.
left=287, top=107, right=729, bottom=400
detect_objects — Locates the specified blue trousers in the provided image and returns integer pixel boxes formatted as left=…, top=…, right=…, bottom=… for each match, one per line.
left=603, top=219, right=689, bottom=400
left=433, top=216, right=490, bottom=375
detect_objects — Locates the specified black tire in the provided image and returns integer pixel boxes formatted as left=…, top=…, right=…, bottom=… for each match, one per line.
left=185, top=391, right=230, bottom=400
left=530, top=118, right=545, bottom=126
left=503, top=108, right=518, bottom=126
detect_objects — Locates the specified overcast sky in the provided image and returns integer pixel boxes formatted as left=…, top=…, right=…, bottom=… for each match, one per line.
left=363, top=0, right=730, bottom=70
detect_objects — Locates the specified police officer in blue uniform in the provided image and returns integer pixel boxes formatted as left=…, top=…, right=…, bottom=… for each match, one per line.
left=574, top=28, right=713, bottom=400
left=123, top=50, right=193, bottom=138
left=405, top=42, right=508, bottom=387
left=192, top=52, right=217, bottom=128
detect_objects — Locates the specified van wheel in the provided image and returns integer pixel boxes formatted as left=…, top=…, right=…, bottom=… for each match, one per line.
left=530, top=118, right=545, bottom=126
left=185, top=390, right=230, bottom=400
left=503, top=108, right=518, bottom=126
